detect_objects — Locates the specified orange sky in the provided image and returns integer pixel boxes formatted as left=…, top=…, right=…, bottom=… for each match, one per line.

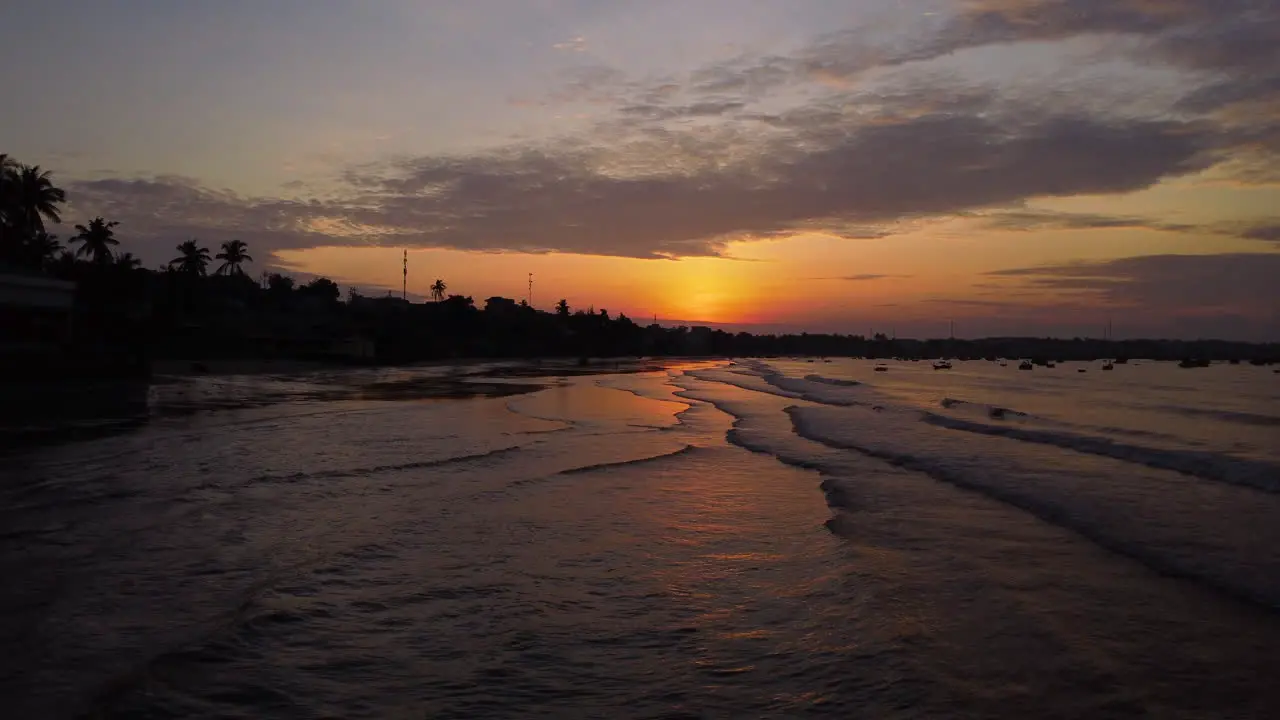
left=5, top=1, right=1278, bottom=338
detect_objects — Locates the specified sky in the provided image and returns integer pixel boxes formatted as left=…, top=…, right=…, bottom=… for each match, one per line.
left=2, top=0, right=1278, bottom=339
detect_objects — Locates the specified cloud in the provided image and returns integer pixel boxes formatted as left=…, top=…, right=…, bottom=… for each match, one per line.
left=552, top=36, right=587, bottom=52
left=1242, top=224, right=1280, bottom=243
left=976, top=209, right=1197, bottom=233
left=982, top=252, right=1280, bottom=339
left=825, top=274, right=907, bottom=281
left=616, top=100, right=746, bottom=121
left=51, top=0, right=1277, bottom=269
left=63, top=176, right=391, bottom=266
left=987, top=253, right=1280, bottom=314
left=667, top=1, right=1280, bottom=174
left=63, top=102, right=1215, bottom=264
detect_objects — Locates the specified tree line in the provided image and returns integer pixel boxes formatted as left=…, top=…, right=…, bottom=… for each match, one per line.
left=2, top=155, right=253, bottom=277
left=3, top=152, right=1276, bottom=375
left=0, top=153, right=719, bottom=370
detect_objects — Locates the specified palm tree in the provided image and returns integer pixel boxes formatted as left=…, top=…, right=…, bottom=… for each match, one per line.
left=556, top=299, right=570, bottom=317
left=215, top=239, right=252, bottom=275
left=430, top=278, right=447, bottom=302
left=26, top=231, right=62, bottom=268
left=171, top=239, right=211, bottom=275
left=0, top=154, right=17, bottom=225
left=115, top=252, right=142, bottom=270
left=1, top=156, right=25, bottom=260
left=70, top=217, right=120, bottom=264
left=8, top=164, right=66, bottom=235
left=0, top=154, right=16, bottom=227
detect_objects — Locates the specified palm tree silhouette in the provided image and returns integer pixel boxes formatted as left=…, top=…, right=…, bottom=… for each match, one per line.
left=26, top=231, right=63, bottom=268
left=115, top=252, right=142, bottom=270
left=70, top=217, right=120, bottom=264
left=556, top=299, right=570, bottom=317
left=171, top=239, right=212, bottom=275
left=9, top=164, right=66, bottom=234
left=0, top=156, right=14, bottom=260
left=430, top=278, right=447, bottom=302
left=0, top=154, right=16, bottom=225
left=215, top=239, right=252, bottom=275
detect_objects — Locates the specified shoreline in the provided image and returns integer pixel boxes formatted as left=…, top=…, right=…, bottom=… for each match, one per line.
left=149, top=355, right=716, bottom=379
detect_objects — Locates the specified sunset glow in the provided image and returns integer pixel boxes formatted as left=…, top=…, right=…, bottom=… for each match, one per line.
left=4, top=0, right=1277, bottom=338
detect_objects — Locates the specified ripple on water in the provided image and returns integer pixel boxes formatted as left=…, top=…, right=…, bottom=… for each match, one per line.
left=5, top=366, right=1280, bottom=718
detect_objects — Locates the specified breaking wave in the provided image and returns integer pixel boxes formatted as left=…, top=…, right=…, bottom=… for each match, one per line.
left=921, top=412, right=1280, bottom=493
left=678, top=359, right=1280, bottom=611
left=249, top=445, right=528, bottom=485
left=557, top=444, right=700, bottom=475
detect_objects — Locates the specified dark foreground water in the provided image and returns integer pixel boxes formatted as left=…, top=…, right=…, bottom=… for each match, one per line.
left=2, top=360, right=1278, bottom=718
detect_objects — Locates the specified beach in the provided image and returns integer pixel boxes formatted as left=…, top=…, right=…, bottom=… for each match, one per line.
left=2, top=358, right=1278, bottom=718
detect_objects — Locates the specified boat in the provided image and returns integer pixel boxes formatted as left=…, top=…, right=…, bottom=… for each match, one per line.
left=1019, top=360, right=1033, bottom=370
left=874, top=364, right=889, bottom=372
left=1045, top=361, right=1055, bottom=368
left=1077, top=368, right=1087, bottom=373
left=999, top=361, right=1008, bottom=367
left=1178, top=358, right=1210, bottom=368
left=933, top=360, right=952, bottom=370
left=1102, top=360, right=1114, bottom=371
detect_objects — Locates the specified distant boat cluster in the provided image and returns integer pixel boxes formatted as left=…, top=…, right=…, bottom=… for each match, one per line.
left=847, top=356, right=1273, bottom=373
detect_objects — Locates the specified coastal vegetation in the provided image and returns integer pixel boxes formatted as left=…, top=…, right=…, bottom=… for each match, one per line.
left=2, top=153, right=1277, bottom=378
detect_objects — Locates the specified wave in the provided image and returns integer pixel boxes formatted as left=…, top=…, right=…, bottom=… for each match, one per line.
left=938, top=397, right=1200, bottom=445
left=686, top=367, right=807, bottom=402
left=679, top=363, right=1280, bottom=611
left=787, top=404, right=1280, bottom=610
left=939, top=397, right=1029, bottom=420
left=594, top=378, right=693, bottom=408
left=803, top=375, right=860, bottom=387
left=249, top=445, right=527, bottom=485
left=759, top=374, right=864, bottom=406
left=670, top=379, right=836, bottom=475
left=1155, top=405, right=1280, bottom=428
left=921, top=412, right=1280, bottom=493
left=556, top=444, right=699, bottom=475
left=695, top=362, right=873, bottom=407
left=503, top=399, right=577, bottom=429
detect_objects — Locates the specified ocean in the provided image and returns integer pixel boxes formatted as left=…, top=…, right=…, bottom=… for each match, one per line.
left=2, top=358, right=1278, bottom=718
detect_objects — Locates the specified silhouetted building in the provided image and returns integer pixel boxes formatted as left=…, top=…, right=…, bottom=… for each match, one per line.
left=485, top=296, right=518, bottom=315
left=0, top=271, right=75, bottom=366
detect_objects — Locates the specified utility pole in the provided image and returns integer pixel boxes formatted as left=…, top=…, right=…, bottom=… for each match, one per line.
left=402, top=249, right=407, bottom=301
left=527, top=273, right=533, bottom=308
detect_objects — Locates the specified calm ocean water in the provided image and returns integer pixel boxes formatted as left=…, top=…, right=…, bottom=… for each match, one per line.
left=2, top=359, right=1278, bottom=718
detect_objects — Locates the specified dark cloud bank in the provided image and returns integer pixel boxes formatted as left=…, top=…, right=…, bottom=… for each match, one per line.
left=49, top=0, right=1280, bottom=336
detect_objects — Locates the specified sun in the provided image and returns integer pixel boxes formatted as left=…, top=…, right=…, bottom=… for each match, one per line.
left=653, top=258, right=756, bottom=323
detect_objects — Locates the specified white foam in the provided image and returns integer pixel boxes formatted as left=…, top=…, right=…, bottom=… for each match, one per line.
left=920, top=412, right=1280, bottom=492
left=788, top=403, right=1280, bottom=608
